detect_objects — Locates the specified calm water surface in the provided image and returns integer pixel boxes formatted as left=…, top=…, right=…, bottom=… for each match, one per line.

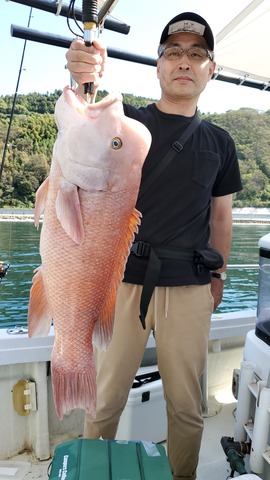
left=0, top=221, right=269, bottom=327
left=221, top=224, right=269, bottom=313
left=0, top=222, right=41, bottom=327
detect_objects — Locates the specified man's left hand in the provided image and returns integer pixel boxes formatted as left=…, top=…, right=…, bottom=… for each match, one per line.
left=211, top=277, right=224, bottom=311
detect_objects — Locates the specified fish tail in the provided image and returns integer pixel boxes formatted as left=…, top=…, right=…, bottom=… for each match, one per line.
left=51, top=360, right=97, bottom=420
left=28, top=266, right=53, bottom=337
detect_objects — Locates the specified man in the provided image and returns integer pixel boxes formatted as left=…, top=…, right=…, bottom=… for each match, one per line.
left=66, top=12, right=242, bottom=480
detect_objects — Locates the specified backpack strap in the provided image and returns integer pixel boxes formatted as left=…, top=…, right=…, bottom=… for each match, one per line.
left=138, top=113, right=201, bottom=200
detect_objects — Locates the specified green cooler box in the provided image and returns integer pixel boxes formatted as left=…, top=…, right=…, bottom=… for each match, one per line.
left=49, top=438, right=173, bottom=480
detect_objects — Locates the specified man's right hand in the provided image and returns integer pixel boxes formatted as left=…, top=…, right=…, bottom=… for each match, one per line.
left=66, top=38, right=107, bottom=97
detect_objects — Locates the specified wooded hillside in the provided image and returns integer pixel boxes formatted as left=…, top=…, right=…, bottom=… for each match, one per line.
left=0, top=89, right=269, bottom=208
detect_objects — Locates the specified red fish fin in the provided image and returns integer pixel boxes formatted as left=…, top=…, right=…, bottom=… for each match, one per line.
left=93, top=208, right=142, bottom=351
left=122, top=208, right=142, bottom=259
left=55, top=179, right=85, bottom=245
left=34, top=177, right=50, bottom=227
left=51, top=357, right=96, bottom=420
left=93, top=310, right=115, bottom=351
left=28, top=266, right=53, bottom=337
left=129, top=208, right=142, bottom=236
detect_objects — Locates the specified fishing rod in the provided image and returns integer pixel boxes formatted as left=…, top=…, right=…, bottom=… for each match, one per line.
left=65, top=0, right=121, bottom=101
left=81, top=1, right=120, bottom=100
left=0, top=8, right=33, bottom=184
left=82, top=0, right=98, bottom=99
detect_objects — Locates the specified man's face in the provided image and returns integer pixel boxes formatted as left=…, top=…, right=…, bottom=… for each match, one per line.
left=157, top=32, right=216, bottom=102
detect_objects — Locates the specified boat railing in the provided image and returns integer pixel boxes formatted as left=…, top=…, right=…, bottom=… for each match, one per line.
left=227, top=264, right=259, bottom=269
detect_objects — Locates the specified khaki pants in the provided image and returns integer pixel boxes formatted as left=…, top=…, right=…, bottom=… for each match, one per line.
left=84, top=283, right=213, bottom=480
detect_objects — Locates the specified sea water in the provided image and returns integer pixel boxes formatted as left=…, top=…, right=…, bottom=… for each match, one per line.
left=0, top=221, right=269, bottom=328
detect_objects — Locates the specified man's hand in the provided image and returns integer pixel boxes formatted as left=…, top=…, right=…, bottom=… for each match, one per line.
left=66, top=38, right=107, bottom=95
left=210, top=276, right=224, bottom=311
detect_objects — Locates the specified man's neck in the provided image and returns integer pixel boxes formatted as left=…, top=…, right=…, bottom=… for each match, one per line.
left=156, top=96, right=198, bottom=117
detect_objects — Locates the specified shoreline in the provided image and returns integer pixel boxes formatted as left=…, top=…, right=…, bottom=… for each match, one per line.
left=0, top=214, right=270, bottom=225
left=1, top=211, right=270, bottom=225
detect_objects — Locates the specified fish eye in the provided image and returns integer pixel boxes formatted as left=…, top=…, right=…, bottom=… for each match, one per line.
left=111, top=137, right=123, bottom=150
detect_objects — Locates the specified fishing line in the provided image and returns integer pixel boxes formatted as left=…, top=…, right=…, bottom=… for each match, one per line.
left=0, top=7, right=33, bottom=184
left=67, top=0, right=84, bottom=37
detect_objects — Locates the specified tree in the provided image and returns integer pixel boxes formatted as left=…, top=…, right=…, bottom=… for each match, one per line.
left=1, top=91, right=270, bottom=208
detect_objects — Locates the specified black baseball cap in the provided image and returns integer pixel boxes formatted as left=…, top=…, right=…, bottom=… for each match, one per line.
left=160, top=12, right=214, bottom=51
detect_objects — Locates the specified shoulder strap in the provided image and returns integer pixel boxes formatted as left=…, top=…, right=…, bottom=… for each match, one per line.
left=138, top=114, right=201, bottom=200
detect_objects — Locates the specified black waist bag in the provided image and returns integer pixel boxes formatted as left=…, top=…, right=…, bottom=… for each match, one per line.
left=131, top=242, right=224, bottom=329
left=194, top=247, right=224, bottom=270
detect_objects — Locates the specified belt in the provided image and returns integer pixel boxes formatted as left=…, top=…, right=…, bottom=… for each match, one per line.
left=130, top=242, right=195, bottom=329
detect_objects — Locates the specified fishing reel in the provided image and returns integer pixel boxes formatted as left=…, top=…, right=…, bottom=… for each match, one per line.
left=221, top=436, right=251, bottom=478
left=0, top=261, right=10, bottom=282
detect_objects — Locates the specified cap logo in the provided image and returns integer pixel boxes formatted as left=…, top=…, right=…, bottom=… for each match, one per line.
left=168, top=20, right=205, bottom=37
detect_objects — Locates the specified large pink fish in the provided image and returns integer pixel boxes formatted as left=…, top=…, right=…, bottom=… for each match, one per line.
left=28, top=86, right=151, bottom=419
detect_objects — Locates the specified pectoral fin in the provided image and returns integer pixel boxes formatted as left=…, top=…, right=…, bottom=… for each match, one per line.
left=28, top=266, right=53, bottom=337
left=55, top=178, right=85, bottom=245
left=34, top=177, right=50, bottom=227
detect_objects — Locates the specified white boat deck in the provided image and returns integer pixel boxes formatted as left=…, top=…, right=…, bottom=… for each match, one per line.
left=198, top=401, right=239, bottom=479
left=6, top=399, right=244, bottom=480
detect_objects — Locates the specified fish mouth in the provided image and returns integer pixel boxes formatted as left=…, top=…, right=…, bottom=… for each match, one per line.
left=63, top=86, right=123, bottom=112
left=63, top=86, right=89, bottom=108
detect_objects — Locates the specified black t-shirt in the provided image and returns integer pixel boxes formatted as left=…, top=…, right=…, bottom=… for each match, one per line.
left=122, top=103, right=243, bottom=286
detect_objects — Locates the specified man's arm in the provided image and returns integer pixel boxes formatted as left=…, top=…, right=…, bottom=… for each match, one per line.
left=209, top=194, right=233, bottom=311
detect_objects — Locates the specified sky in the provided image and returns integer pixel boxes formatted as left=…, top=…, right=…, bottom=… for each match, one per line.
left=1, top=0, right=270, bottom=114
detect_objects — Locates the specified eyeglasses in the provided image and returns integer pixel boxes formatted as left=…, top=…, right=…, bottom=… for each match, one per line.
left=158, top=45, right=214, bottom=62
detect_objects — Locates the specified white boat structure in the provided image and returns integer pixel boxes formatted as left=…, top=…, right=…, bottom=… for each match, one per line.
left=0, top=230, right=269, bottom=480
left=0, top=302, right=266, bottom=480
left=1, top=0, right=270, bottom=479
left=0, top=310, right=258, bottom=474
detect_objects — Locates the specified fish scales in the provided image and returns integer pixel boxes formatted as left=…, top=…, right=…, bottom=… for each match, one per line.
left=28, top=87, right=152, bottom=419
